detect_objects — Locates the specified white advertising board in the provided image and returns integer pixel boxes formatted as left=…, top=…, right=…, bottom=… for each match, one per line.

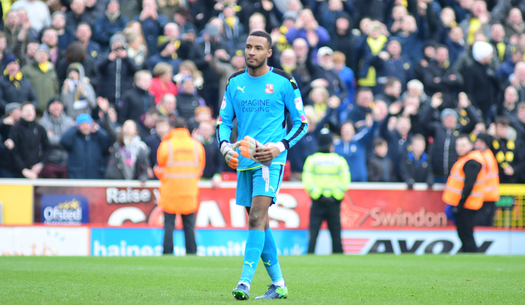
left=0, top=226, right=89, bottom=256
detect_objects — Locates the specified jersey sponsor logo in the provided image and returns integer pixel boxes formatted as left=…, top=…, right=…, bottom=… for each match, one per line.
left=237, top=86, right=245, bottom=93
left=265, top=84, right=274, bottom=94
left=221, top=97, right=227, bottom=109
left=241, top=99, right=270, bottom=112
left=294, top=97, right=303, bottom=110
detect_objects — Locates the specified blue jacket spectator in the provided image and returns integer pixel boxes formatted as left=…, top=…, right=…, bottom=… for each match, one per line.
left=60, top=114, right=111, bottom=179
left=334, top=120, right=377, bottom=182
left=92, top=0, right=129, bottom=51
left=147, top=39, right=182, bottom=73
left=394, top=11, right=429, bottom=65
left=286, top=9, right=331, bottom=48
left=371, top=39, right=415, bottom=92
left=134, top=1, right=169, bottom=56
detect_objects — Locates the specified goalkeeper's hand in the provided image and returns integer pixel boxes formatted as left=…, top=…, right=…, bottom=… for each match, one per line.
left=239, top=136, right=283, bottom=164
left=220, top=141, right=241, bottom=169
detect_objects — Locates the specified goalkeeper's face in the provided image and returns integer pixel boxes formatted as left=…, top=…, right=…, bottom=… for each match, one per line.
left=245, top=35, right=272, bottom=70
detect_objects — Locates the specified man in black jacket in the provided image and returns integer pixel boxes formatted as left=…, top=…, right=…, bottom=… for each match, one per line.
left=96, top=33, right=138, bottom=105
left=420, top=92, right=479, bottom=183
left=8, top=103, right=49, bottom=178
left=420, top=45, right=463, bottom=108
left=117, top=70, right=155, bottom=125
left=399, top=134, right=433, bottom=188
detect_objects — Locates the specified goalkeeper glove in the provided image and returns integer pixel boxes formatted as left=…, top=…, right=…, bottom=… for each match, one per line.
left=220, top=141, right=241, bottom=169
left=239, top=136, right=272, bottom=166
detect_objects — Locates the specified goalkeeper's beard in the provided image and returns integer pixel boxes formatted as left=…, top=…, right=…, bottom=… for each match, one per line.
left=246, top=57, right=266, bottom=70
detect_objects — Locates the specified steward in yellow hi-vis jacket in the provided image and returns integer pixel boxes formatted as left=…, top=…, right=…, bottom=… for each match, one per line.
left=302, top=130, right=350, bottom=254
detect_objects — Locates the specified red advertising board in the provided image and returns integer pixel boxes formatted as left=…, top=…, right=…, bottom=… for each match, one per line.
left=34, top=184, right=451, bottom=229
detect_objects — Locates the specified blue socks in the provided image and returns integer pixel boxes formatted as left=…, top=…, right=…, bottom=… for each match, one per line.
left=260, top=227, right=283, bottom=283
left=239, top=230, right=265, bottom=285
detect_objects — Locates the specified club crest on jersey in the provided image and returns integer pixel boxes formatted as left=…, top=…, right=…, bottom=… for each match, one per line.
left=265, top=84, right=274, bottom=94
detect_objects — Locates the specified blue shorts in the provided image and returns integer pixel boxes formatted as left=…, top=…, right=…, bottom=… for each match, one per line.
left=236, top=164, right=284, bottom=207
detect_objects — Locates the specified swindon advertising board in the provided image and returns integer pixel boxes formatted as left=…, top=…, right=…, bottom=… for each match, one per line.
left=0, top=226, right=89, bottom=256
left=34, top=183, right=451, bottom=229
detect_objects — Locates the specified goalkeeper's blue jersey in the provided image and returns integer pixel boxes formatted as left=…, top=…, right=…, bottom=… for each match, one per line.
left=217, top=67, right=308, bottom=171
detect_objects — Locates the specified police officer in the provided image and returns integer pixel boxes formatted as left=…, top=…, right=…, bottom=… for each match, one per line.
left=475, top=133, right=500, bottom=226
left=443, top=134, right=486, bottom=252
left=303, top=129, right=350, bottom=254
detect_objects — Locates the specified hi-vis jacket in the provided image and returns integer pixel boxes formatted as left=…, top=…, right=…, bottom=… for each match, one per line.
left=481, top=149, right=500, bottom=202
left=154, top=128, right=205, bottom=214
left=302, top=152, right=350, bottom=201
left=442, top=150, right=486, bottom=210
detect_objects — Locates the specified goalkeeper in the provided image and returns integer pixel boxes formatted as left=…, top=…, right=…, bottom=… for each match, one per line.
left=217, top=31, right=307, bottom=300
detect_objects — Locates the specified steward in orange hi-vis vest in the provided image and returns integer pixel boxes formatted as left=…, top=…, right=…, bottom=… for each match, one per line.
left=474, top=133, right=500, bottom=227
left=442, top=149, right=486, bottom=210
left=443, top=135, right=486, bottom=253
left=481, top=149, right=500, bottom=202
left=154, top=128, right=205, bottom=214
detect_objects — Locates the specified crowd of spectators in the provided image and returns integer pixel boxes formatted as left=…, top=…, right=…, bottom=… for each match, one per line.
left=0, top=0, right=524, bottom=186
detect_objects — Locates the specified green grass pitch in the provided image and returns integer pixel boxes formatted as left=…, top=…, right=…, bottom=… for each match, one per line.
left=1, top=255, right=524, bottom=304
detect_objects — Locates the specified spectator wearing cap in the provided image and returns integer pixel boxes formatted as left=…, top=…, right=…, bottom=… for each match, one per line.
left=41, top=27, right=64, bottom=67
left=474, top=133, right=499, bottom=226
left=96, top=33, right=138, bottom=105
left=176, top=75, right=205, bottom=123
left=76, top=23, right=102, bottom=61
left=189, top=22, right=230, bottom=116
left=92, top=0, right=129, bottom=51
left=60, top=113, right=111, bottom=179
left=38, top=97, right=74, bottom=178
left=0, top=55, right=38, bottom=108
left=315, top=46, right=349, bottom=103
left=303, top=129, right=349, bottom=254
left=8, top=103, right=49, bottom=178
left=10, top=0, right=51, bottom=33
left=149, top=62, right=178, bottom=105
left=51, top=11, right=76, bottom=51
left=463, top=41, right=501, bottom=118
left=420, top=93, right=480, bottom=183
left=209, top=48, right=245, bottom=104
left=61, top=62, right=97, bottom=119
left=147, top=36, right=182, bottom=74
left=118, top=70, right=155, bottom=125
left=21, top=44, right=59, bottom=114
left=0, top=103, right=21, bottom=177
left=134, top=0, right=168, bottom=56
